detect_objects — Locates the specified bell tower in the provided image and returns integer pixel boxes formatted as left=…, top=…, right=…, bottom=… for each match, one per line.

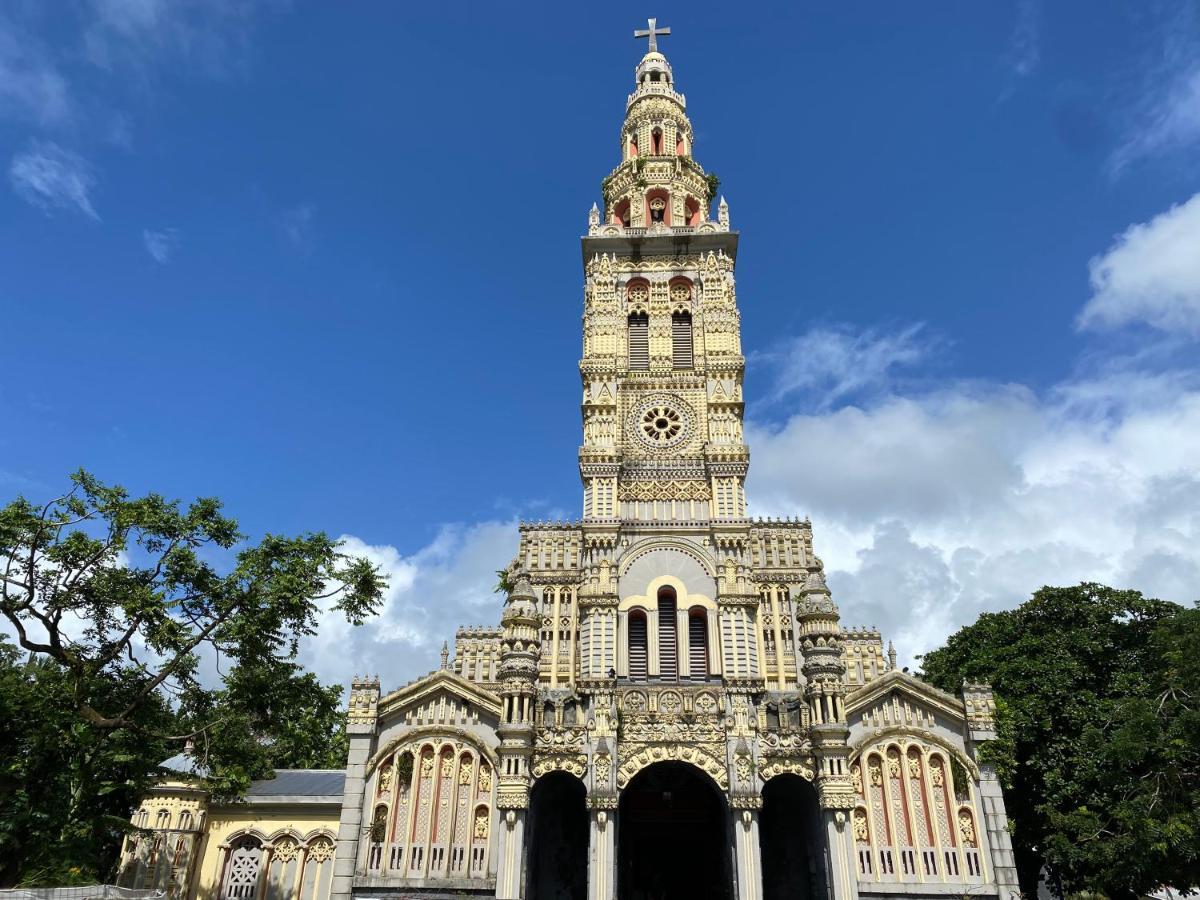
left=579, top=28, right=745, bottom=527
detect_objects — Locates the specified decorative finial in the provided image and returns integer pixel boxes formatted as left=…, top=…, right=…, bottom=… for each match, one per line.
left=440, top=641, right=449, bottom=670
left=589, top=202, right=600, bottom=228
left=887, top=640, right=897, bottom=671
left=718, top=195, right=730, bottom=229
left=634, top=17, right=671, bottom=53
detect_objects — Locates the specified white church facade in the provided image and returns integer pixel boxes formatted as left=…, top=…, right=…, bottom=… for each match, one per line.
left=120, top=23, right=1019, bottom=900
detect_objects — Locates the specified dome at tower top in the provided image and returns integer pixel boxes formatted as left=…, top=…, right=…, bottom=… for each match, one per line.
left=504, top=574, right=538, bottom=620
left=635, top=51, right=673, bottom=86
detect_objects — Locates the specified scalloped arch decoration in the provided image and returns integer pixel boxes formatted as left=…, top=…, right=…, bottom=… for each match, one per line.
left=616, top=744, right=728, bottom=789
left=365, top=725, right=497, bottom=780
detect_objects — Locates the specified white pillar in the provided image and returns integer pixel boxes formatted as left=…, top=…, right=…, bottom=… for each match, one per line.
left=733, top=808, right=764, bottom=900
left=495, top=809, right=527, bottom=900
left=588, top=808, right=616, bottom=900
left=330, top=725, right=372, bottom=900
left=824, top=811, right=861, bottom=900
left=978, top=765, right=1020, bottom=898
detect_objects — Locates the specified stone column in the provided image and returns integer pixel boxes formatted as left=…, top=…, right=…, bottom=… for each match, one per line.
left=330, top=676, right=380, bottom=900
left=588, top=796, right=618, bottom=900
left=496, top=809, right=527, bottom=900
left=978, top=765, right=1020, bottom=898
left=823, top=811, right=860, bottom=900
left=732, top=805, right=764, bottom=900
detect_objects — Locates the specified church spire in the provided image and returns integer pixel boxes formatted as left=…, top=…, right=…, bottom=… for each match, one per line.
left=594, top=22, right=722, bottom=232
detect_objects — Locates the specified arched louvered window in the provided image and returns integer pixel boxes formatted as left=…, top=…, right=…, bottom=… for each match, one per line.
left=628, top=313, right=649, bottom=370
left=688, top=608, right=709, bottom=679
left=657, top=588, right=678, bottom=680
left=628, top=610, right=648, bottom=680
left=671, top=312, right=693, bottom=369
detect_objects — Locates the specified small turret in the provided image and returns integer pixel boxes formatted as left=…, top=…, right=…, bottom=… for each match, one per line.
left=796, top=563, right=856, bottom=810
left=495, top=575, right=541, bottom=811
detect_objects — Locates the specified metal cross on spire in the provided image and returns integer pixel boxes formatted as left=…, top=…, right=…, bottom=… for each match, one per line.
left=634, top=17, right=671, bottom=53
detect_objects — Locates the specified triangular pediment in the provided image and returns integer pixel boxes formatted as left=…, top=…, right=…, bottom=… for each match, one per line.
left=377, top=669, right=501, bottom=726
left=845, top=669, right=965, bottom=728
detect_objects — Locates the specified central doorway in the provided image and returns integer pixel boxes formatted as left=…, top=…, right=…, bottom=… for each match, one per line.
left=759, top=774, right=828, bottom=900
left=618, top=762, right=731, bottom=900
left=526, top=772, right=588, bottom=900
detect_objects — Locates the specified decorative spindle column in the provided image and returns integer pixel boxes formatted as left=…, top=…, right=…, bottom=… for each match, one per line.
left=495, top=575, right=542, bottom=899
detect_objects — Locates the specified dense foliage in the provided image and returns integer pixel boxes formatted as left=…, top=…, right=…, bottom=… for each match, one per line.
left=920, top=584, right=1200, bottom=899
left=0, top=471, right=387, bottom=886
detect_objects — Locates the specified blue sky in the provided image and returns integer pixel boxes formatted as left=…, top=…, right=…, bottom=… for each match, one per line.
left=3, top=1, right=1200, bottom=687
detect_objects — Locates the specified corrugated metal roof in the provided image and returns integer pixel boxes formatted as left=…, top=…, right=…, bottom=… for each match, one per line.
left=246, top=769, right=345, bottom=800
left=159, top=753, right=209, bottom=778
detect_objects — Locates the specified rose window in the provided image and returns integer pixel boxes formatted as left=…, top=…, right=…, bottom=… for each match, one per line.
left=641, top=405, right=683, bottom=443
left=627, top=283, right=649, bottom=304
left=670, top=282, right=691, bottom=304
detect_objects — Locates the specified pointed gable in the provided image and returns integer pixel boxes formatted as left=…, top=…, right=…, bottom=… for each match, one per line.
left=376, top=668, right=501, bottom=729
left=845, top=668, right=966, bottom=733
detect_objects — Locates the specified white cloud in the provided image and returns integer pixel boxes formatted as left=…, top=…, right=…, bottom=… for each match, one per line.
left=279, top=203, right=315, bottom=250
left=142, top=227, right=178, bottom=263
left=1113, top=64, right=1200, bottom=173
left=9, top=141, right=100, bottom=220
left=0, top=21, right=72, bottom=125
left=752, top=323, right=931, bottom=411
left=1078, top=192, right=1200, bottom=334
left=298, top=523, right=518, bottom=691
left=747, top=336, right=1200, bottom=667
left=1110, top=9, right=1200, bottom=173
left=82, top=0, right=260, bottom=77
left=1006, top=0, right=1040, bottom=79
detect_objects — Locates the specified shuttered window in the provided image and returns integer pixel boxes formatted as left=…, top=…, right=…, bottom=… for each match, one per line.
left=658, top=592, right=678, bottom=680
left=628, top=313, right=649, bottom=370
left=628, top=612, right=648, bottom=680
left=689, top=611, right=708, bottom=679
left=672, top=312, right=693, bottom=369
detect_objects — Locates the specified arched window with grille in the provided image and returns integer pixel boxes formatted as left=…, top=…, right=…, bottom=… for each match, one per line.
left=221, top=835, right=263, bottom=900
left=627, top=610, right=648, bottom=680
left=627, top=313, right=649, bottom=370
left=671, top=312, right=693, bottom=369
left=688, top=608, right=709, bottom=679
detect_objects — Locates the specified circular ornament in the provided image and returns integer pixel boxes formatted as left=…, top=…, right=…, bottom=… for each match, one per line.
left=629, top=394, right=694, bottom=451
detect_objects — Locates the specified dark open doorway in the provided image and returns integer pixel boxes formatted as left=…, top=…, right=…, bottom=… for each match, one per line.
left=526, top=772, right=588, bottom=900
left=760, top=775, right=828, bottom=900
left=618, top=762, right=731, bottom=900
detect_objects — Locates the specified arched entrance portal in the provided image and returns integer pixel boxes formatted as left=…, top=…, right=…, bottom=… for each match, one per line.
left=618, top=762, right=731, bottom=900
left=760, top=775, right=828, bottom=900
left=526, top=772, right=588, bottom=900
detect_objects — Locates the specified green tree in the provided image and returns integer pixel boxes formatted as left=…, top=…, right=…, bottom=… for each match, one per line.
left=0, top=470, right=388, bottom=884
left=0, top=637, right=175, bottom=886
left=919, top=584, right=1198, bottom=899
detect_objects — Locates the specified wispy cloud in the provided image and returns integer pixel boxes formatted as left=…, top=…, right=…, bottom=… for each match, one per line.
left=82, top=0, right=261, bottom=78
left=142, top=227, right=179, bottom=263
left=751, top=323, right=934, bottom=412
left=9, top=141, right=100, bottom=220
left=1006, top=0, right=1041, bottom=79
left=1110, top=8, right=1200, bottom=174
left=1078, top=191, right=1200, bottom=334
left=279, top=203, right=315, bottom=250
left=0, top=20, right=72, bottom=125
